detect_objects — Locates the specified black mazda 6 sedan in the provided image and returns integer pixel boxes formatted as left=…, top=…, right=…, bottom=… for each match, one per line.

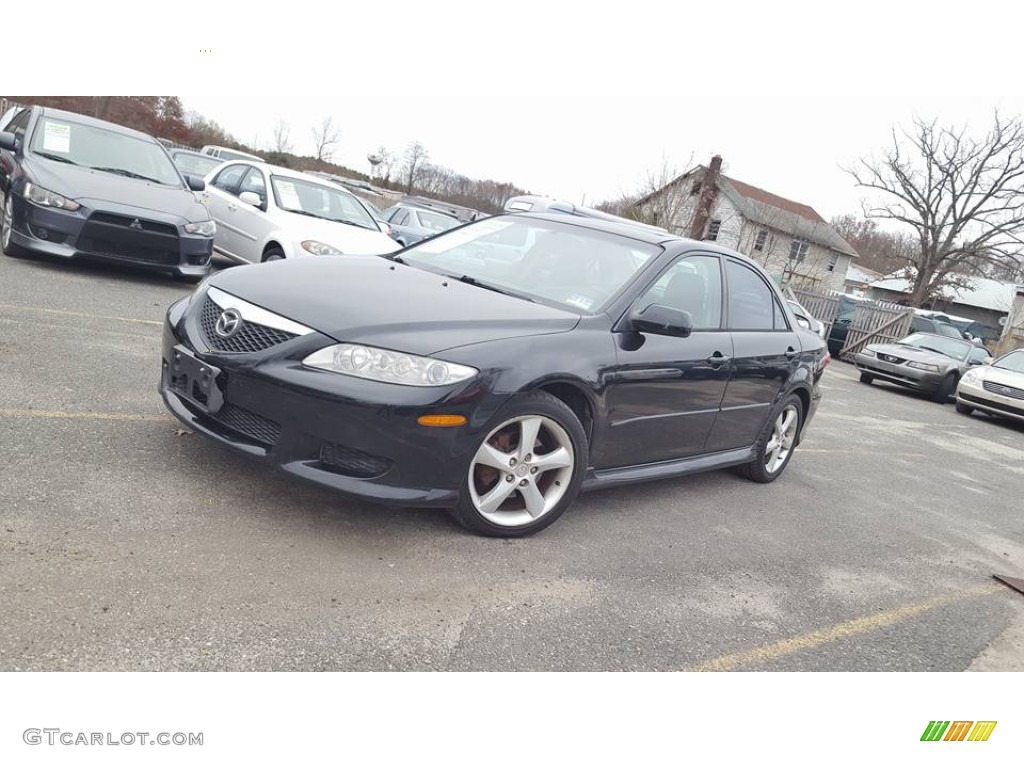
left=160, top=213, right=828, bottom=536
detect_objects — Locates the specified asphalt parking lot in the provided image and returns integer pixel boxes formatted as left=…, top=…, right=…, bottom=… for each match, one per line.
left=2, top=252, right=1023, bottom=671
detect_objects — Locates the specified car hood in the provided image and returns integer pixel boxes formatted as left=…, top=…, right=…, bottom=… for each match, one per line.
left=27, top=156, right=209, bottom=222
left=867, top=343, right=961, bottom=367
left=208, top=256, right=581, bottom=355
left=274, top=209, right=400, bottom=255
left=976, top=366, right=1024, bottom=387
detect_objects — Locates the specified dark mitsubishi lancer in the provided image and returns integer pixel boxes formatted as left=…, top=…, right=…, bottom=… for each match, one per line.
left=160, top=213, right=828, bottom=536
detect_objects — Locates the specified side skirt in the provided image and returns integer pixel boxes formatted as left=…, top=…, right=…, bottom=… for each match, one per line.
left=582, top=446, right=757, bottom=493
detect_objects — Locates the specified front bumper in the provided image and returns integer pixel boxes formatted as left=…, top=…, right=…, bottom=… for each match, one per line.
left=9, top=194, right=212, bottom=277
left=956, top=379, right=1024, bottom=423
left=158, top=298, right=486, bottom=507
left=854, top=353, right=946, bottom=391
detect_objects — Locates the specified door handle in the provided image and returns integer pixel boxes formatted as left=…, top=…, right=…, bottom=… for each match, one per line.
left=786, top=347, right=798, bottom=359
left=227, top=203, right=238, bottom=211
left=706, top=352, right=731, bottom=367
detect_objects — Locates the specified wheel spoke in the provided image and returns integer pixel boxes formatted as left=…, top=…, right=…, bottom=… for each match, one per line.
left=520, top=481, right=547, bottom=518
left=517, top=417, right=542, bottom=460
left=779, top=409, right=796, bottom=436
left=531, top=446, right=572, bottom=472
left=477, top=478, right=517, bottom=514
left=473, top=442, right=514, bottom=472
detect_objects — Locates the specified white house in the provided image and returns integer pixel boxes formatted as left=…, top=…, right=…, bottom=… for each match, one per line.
left=635, top=155, right=858, bottom=291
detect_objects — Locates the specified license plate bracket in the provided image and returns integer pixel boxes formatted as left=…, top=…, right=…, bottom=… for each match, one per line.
left=169, top=345, right=224, bottom=413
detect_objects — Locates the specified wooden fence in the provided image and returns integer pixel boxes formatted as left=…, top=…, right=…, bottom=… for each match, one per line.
left=789, top=286, right=843, bottom=341
left=788, top=285, right=914, bottom=360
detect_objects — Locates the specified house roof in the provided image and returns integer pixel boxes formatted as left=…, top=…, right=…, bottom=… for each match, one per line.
left=845, top=263, right=882, bottom=285
left=869, top=274, right=1020, bottom=312
left=638, top=164, right=859, bottom=257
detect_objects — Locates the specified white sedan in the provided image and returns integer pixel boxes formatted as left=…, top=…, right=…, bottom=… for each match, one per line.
left=201, top=161, right=399, bottom=263
left=955, top=348, right=1024, bottom=424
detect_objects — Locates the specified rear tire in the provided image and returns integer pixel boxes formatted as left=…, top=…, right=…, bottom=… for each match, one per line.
left=450, top=391, right=588, bottom=537
left=739, top=394, right=803, bottom=484
left=931, top=373, right=957, bottom=403
left=859, top=372, right=874, bottom=384
left=955, top=401, right=974, bottom=416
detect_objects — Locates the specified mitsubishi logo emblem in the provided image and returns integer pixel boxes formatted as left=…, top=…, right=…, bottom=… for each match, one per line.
left=129, top=218, right=143, bottom=230
left=215, top=308, right=242, bottom=338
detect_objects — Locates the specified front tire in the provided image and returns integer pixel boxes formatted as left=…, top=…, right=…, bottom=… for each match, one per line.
left=451, top=391, right=588, bottom=537
left=739, top=394, right=803, bottom=484
left=955, top=401, right=974, bottom=416
left=2, top=195, right=28, bottom=258
left=931, top=373, right=957, bottom=403
left=859, top=372, right=874, bottom=384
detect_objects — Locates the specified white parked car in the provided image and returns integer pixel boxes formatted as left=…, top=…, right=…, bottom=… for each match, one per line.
left=201, top=145, right=264, bottom=163
left=202, top=162, right=400, bottom=263
left=955, top=348, right=1024, bottom=424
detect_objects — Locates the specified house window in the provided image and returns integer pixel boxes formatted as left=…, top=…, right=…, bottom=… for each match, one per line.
left=789, top=239, right=809, bottom=263
left=754, top=229, right=768, bottom=251
left=706, top=219, right=722, bottom=241
left=690, top=181, right=702, bottom=195
left=827, top=251, right=840, bottom=272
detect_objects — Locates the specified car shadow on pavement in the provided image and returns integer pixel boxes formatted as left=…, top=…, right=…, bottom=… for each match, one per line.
left=7, top=250, right=237, bottom=287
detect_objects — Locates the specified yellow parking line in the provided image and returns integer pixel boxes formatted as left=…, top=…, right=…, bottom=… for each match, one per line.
left=0, top=303, right=162, bottom=326
left=0, top=408, right=172, bottom=422
left=685, top=584, right=1002, bottom=672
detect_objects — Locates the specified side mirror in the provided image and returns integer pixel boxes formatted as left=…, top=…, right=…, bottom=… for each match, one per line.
left=627, top=303, right=693, bottom=338
left=795, top=316, right=810, bottom=330
left=0, top=131, right=16, bottom=151
left=185, top=174, right=206, bottom=192
left=983, top=357, right=993, bottom=365
left=239, top=191, right=263, bottom=208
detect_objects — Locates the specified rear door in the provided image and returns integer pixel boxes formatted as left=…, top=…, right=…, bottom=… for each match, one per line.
left=706, top=258, right=800, bottom=451
left=600, top=253, right=733, bottom=468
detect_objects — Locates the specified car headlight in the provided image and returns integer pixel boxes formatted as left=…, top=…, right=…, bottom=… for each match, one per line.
left=303, top=344, right=478, bottom=387
left=961, top=368, right=983, bottom=385
left=24, top=182, right=80, bottom=211
left=907, top=361, right=941, bottom=372
left=184, top=220, right=216, bottom=236
left=301, top=240, right=344, bottom=256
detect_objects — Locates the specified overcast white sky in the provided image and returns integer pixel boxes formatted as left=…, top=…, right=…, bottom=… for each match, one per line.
left=14, top=0, right=1024, bottom=221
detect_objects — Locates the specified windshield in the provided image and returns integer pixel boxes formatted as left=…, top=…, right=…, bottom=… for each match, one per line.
left=994, top=349, right=1024, bottom=373
left=172, top=152, right=222, bottom=178
left=399, top=216, right=661, bottom=313
left=416, top=210, right=459, bottom=232
left=30, top=117, right=183, bottom=186
left=270, top=176, right=378, bottom=230
left=897, top=333, right=972, bottom=360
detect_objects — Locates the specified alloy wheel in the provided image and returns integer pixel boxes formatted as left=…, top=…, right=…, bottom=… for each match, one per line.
left=764, top=404, right=799, bottom=474
left=468, top=415, right=575, bottom=528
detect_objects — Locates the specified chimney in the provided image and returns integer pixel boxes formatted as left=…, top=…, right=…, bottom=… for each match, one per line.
left=689, top=154, right=722, bottom=240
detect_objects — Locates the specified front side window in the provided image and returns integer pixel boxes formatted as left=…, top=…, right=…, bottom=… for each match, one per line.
left=727, top=259, right=781, bottom=331
left=994, top=349, right=1024, bottom=372
left=636, top=254, right=723, bottom=329
left=401, top=216, right=660, bottom=314
left=212, top=164, right=248, bottom=194
left=238, top=167, right=267, bottom=201
left=29, top=117, right=182, bottom=186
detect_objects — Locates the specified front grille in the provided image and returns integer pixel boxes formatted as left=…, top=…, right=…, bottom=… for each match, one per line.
left=211, top=403, right=282, bottom=446
left=198, top=297, right=297, bottom=354
left=319, top=442, right=392, bottom=478
left=983, top=380, right=1024, bottom=401
left=78, top=213, right=181, bottom=265
left=877, top=353, right=905, bottom=364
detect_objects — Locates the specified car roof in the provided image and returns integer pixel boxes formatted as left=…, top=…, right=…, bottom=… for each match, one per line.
left=33, top=106, right=158, bottom=142
left=171, top=148, right=216, bottom=158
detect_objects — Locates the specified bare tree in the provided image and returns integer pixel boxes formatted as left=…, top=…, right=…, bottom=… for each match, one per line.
left=401, top=141, right=429, bottom=193
left=272, top=120, right=293, bottom=154
left=599, top=155, right=695, bottom=233
left=846, top=112, right=1024, bottom=307
left=311, top=117, right=341, bottom=162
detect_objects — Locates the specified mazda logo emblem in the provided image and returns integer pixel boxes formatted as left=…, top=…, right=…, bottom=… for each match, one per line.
left=215, top=308, right=242, bottom=338
left=129, top=218, right=143, bottom=230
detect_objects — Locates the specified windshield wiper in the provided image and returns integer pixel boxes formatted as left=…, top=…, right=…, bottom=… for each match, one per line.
left=379, top=253, right=405, bottom=264
left=282, top=208, right=329, bottom=221
left=89, top=166, right=163, bottom=184
left=453, top=274, right=534, bottom=302
left=34, top=151, right=80, bottom=165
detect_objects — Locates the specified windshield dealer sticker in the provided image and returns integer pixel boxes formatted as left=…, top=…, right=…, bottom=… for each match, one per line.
left=42, top=122, right=71, bottom=153
left=565, top=294, right=593, bottom=310
left=275, top=180, right=303, bottom=210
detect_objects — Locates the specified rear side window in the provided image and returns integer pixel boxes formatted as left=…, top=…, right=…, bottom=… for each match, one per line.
left=727, top=260, right=782, bottom=331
